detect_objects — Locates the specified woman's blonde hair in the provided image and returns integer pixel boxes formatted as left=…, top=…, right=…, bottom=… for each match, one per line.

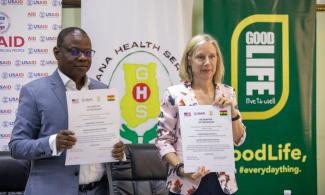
left=179, top=34, right=225, bottom=84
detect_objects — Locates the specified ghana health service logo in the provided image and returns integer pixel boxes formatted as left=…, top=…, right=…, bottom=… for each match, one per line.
left=231, top=14, right=289, bottom=120
left=95, top=41, right=179, bottom=143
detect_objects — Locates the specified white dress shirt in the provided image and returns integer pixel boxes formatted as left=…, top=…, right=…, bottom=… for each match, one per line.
left=49, top=69, right=105, bottom=185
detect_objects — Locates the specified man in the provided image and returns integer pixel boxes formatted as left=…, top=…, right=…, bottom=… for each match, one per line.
left=9, top=27, right=124, bottom=195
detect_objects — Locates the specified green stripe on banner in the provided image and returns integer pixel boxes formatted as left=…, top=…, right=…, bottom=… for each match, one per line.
left=204, top=0, right=316, bottom=194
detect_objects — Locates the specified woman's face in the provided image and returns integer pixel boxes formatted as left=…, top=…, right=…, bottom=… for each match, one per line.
left=190, top=42, right=217, bottom=83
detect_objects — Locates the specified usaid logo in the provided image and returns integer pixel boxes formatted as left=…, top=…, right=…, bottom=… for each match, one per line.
left=0, top=84, right=12, bottom=90
left=1, top=72, right=24, bottom=79
left=39, top=11, right=60, bottom=18
left=28, top=24, right=48, bottom=30
left=194, top=112, right=205, bottom=116
left=0, top=133, right=11, bottom=139
left=15, top=60, right=37, bottom=66
left=81, top=98, right=93, bottom=103
left=39, top=36, right=57, bottom=42
left=40, top=59, right=57, bottom=66
left=27, top=12, right=37, bottom=17
left=2, top=96, right=19, bottom=103
left=27, top=72, right=49, bottom=79
left=0, top=109, right=12, bottom=115
left=14, top=84, right=22, bottom=91
left=0, top=60, right=11, bottom=66
left=0, top=12, right=10, bottom=34
left=28, top=48, right=49, bottom=54
left=0, top=0, right=23, bottom=5
left=52, top=0, right=61, bottom=6
left=52, top=24, right=62, bottom=30
left=27, top=0, right=48, bottom=6
left=27, top=36, right=37, bottom=42
left=0, top=36, right=25, bottom=47
left=2, top=121, right=14, bottom=128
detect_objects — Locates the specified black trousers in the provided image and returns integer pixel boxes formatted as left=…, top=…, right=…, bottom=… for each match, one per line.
left=169, top=173, right=232, bottom=195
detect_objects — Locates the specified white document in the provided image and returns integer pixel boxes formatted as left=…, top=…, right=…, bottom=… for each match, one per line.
left=179, top=105, right=236, bottom=173
left=65, top=88, right=120, bottom=165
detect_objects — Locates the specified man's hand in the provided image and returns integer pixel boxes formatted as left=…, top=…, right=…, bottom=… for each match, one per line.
left=56, top=130, right=77, bottom=151
left=111, top=141, right=125, bottom=161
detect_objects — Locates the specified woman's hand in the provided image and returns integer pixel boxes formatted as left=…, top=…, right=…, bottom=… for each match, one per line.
left=213, top=94, right=237, bottom=117
left=111, top=141, right=125, bottom=161
left=214, top=93, right=245, bottom=144
left=179, top=166, right=210, bottom=181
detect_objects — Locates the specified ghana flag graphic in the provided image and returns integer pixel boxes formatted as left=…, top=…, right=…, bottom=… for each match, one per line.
left=107, top=95, right=115, bottom=101
left=219, top=109, right=228, bottom=116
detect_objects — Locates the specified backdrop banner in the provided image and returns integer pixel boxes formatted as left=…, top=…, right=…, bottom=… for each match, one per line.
left=81, top=0, right=193, bottom=144
left=204, top=0, right=316, bottom=194
left=0, top=0, right=61, bottom=151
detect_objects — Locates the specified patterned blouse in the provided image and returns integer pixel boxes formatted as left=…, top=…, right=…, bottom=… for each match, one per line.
left=155, top=82, right=246, bottom=195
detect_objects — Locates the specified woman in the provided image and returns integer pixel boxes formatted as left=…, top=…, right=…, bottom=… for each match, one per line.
left=155, top=34, right=246, bottom=195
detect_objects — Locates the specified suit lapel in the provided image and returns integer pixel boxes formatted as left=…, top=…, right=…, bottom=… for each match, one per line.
left=50, top=70, right=68, bottom=115
left=88, top=78, right=96, bottom=90
left=49, top=74, right=99, bottom=115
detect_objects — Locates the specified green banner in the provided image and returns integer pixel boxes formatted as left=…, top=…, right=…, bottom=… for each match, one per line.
left=204, top=0, right=316, bottom=194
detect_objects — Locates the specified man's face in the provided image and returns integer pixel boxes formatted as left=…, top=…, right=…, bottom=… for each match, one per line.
left=53, top=30, right=92, bottom=82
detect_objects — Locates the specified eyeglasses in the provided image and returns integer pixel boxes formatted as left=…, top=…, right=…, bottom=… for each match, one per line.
left=60, top=46, right=96, bottom=58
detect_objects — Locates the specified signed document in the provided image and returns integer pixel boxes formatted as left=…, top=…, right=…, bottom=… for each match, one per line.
left=65, top=88, right=120, bottom=165
left=179, top=105, right=235, bottom=173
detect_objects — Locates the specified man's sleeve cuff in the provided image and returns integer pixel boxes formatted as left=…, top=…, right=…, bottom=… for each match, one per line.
left=49, top=134, right=62, bottom=156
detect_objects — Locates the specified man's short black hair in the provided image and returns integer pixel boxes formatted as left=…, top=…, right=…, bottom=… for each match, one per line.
left=56, top=27, right=88, bottom=47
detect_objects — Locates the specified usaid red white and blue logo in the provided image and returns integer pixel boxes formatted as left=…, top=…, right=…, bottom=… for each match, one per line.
left=1, top=72, right=25, bottom=79
left=14, top=84, right=22, bottom=91
left=15, top=60, right=37, bottom=66
left=40, top=59, right=57, bottom=66
left=39, top=35, right=57, bottom=42
left=52, top=0, right=61, bottom=6
left=52, top=24, right=62, bottom=30
left=26, top=0, right=48, bottom=6
left=28, top=48, right=49, bottom=54
left=27, top=36, right=37, bottom=42
left=2, top=96, right=19, bottom=104
left=0, top=60, right=11, bottom=66
left=0, top=12, right=10, bottom=34
left=28, top=23, right=48, bottom=30
left=0, top=109, right=12, bottom=115
left=0, top=133, right=11, bottom=139
left=0, top=84, right=12, bottom=90
left=27, top=72, right=48, bottom=79
left=2, top=121, right=14, bottom=128
left=39, top=11, right=60, bottom=18
left=27, top=11, right=37, bottom=17
left=1, top=0, right=23, bottom=5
